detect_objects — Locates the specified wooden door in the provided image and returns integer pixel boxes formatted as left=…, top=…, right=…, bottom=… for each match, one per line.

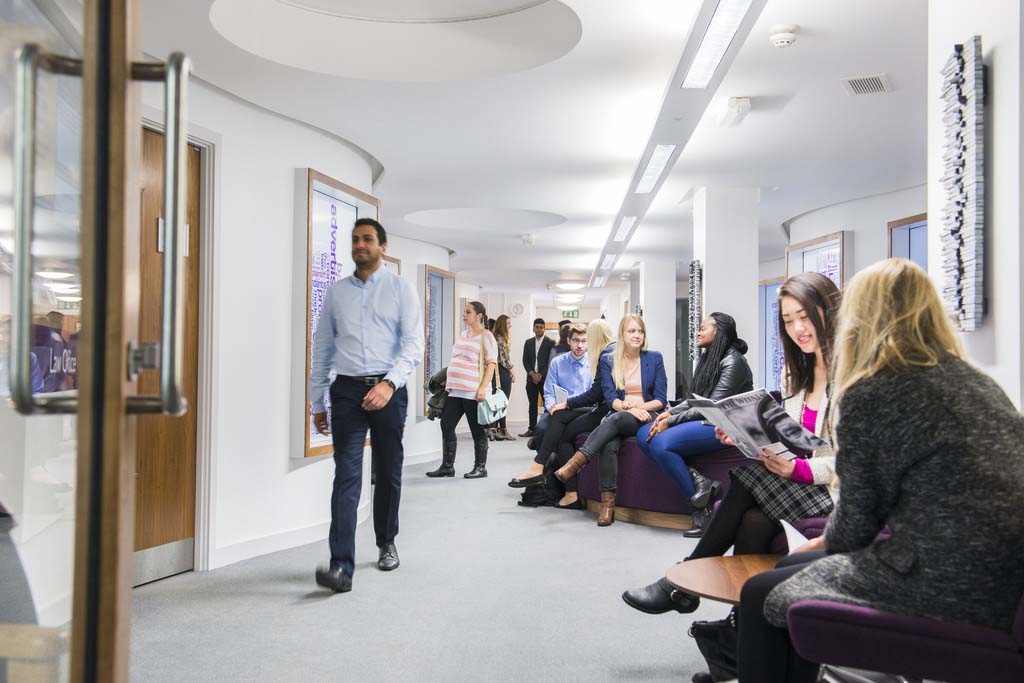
left=132, top=127, right=201, bottom=584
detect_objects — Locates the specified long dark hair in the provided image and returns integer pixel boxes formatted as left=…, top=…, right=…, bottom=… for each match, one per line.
left=690, top=312, right=747, bottom=398
left=468, top=301, right=487, bottom=327
left=777, top=272, right=841, bottom=397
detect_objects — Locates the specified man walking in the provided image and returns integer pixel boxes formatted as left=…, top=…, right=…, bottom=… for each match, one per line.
left=520, top=318, right=554, bottom=437
left=309, top=217, right=423, bottom=593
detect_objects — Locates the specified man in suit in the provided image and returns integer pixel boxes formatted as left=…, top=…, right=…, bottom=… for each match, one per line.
left=520, top=318, right=554, bottom=437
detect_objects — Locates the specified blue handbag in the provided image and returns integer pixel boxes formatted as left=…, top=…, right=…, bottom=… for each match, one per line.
left=477, top=387, right=509, bottom=424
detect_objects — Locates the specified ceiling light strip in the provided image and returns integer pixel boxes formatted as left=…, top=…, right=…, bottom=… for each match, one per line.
left=613, top=215, right=638, bottom=242
left=681, top=0, right=754, bottom=89
left=634, top=144, right=676, bottom=194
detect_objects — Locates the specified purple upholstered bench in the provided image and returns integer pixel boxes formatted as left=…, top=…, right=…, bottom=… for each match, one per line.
left=574, top=434, right=752, bottom=517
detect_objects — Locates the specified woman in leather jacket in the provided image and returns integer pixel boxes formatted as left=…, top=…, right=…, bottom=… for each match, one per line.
left=637, top=312, right=752, bottom=527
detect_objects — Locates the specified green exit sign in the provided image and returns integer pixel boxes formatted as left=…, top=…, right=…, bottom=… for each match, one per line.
left=562, top=309, right=579, bottom=319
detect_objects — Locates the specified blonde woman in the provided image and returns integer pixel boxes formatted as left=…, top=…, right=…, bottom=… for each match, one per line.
left=555, top=316, right=666, bottom=525
left=490, top=314, right=516, bottom=441
left=507, top=319, right=615, bottom=502
left=735, top=259, right=1024, bottom=683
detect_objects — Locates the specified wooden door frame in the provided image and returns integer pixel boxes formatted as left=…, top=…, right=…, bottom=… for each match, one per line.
left=141, top=107, right=219, bottom=572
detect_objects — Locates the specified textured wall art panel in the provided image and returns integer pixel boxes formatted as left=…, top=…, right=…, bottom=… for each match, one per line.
left=940, top=35, right=985, bottom=331
left=688, top=259, right=702, bottom=362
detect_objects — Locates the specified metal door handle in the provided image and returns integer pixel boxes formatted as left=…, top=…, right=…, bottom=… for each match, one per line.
left=126, top=53, right=191, bottom=415
left=10, top=45, right=82, bottom=414
left=8, top=45, right=190, bottom=416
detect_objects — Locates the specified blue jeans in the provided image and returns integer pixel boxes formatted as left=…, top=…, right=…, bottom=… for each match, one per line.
left=636, top=419, right=725, bottom=498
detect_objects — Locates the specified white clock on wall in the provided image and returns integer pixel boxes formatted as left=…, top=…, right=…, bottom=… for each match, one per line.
left=510, top=302, right=525, bottom=317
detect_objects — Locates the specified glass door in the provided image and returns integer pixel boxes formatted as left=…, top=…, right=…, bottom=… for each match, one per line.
left=1, top=3, right=84, bottom=679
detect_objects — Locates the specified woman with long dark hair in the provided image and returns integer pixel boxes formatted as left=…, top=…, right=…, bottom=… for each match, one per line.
left=489, top=314, right=516, bottom=441
left=638, top=312, right=752, bottom=535
left=553, top=315, right=666, bottom=526
left=623, top=272, right=840, bottom=615
left=426, top=301, right=497, bottom=479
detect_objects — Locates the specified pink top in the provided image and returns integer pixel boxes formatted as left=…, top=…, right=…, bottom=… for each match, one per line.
left=791, top=406, right=818, bottom=484
left=624, top=362, right=643, bottom=403
left=445, top=330, right=498, bottom=400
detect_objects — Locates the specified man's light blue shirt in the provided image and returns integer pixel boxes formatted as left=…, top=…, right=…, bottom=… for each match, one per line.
left=543, top=351, right=592, bottom=411
left=309, top=266, right=424, bottom=412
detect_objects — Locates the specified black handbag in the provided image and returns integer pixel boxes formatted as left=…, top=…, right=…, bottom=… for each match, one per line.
left=688, top=608, right=738, bottom=682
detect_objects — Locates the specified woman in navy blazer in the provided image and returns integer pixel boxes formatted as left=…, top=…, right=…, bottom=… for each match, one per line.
left=555, top=315, right=666, bottom=525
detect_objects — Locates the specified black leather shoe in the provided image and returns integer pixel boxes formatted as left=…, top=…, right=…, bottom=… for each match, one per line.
left=425, top=463, right=455, bottom=477
left=377, top=543, right=399, bottom=571
left=315, top=565, right=352, bottom=593
left=508, top=473, right=544, bottom=488
left=683, top=505, right=714, bottom=538
left=526, top=437, right=538, bottom=450
left=691, top=673, right=714, bottom=683
left=555, top=497, right=585, bottom=510
left=688, top=467, right=720, bottom=510
left=518, top=429, right=535, bottom=438
left=621, top=577, right=700, bottom=614
left=464, top=463, right=487, bottom=479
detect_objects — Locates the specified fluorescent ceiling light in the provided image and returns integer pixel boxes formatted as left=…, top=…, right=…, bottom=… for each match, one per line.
left=557, top=304, right=579, bottom=311
left=36, top=270, right=74, bottom=280
left=593, top=275, right=608, bottom=288
left=555, top=282, right=586, bottom=291
left=613, top=216, right=638, bottom=242
left=635, top=145, right=676, bottom=194
left=557, top=294, right=583, bottom=303
left=601, top=254, right=617, bottom=270
left=56, top=296, right=82, bottom=302
left=681, top=0, right=754, bottom=89
left=46, top=283, right=80, bottom=293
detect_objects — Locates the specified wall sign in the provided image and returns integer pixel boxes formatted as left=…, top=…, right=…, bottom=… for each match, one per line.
left=940, top=36, right=985, bottom=331
left=688, top=260, right=702, bottom=363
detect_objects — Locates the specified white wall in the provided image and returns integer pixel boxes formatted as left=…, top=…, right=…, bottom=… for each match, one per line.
left=785, top=186, right=926, bottom=277
left=759, top=258, right=786, bottom=282
left=928, top=2, right=1023, bottom=407
left=479, top=292, right=535, bottom=422
left=142, top=79, right=452, bottom=568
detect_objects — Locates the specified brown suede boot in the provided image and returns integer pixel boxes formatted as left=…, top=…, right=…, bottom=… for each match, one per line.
left=554, top=451, right=589, bottom=483
left=597, top=490, right=616, bottom=526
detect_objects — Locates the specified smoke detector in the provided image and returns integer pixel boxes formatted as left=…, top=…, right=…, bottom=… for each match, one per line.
left=521, top=233, right=536, bottom=247
left=769, top=24, right=799, bottom=48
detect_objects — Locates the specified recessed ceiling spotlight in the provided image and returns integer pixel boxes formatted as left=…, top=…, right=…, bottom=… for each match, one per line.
left=555, top=282, right=586, bottom=291
left=521, top=233, right=536, bottom=247
left=635, top=145, right=676, bottom=194
left=613, top=216, right=638, bottom=242
left=681, top=0, right=755, bottom=89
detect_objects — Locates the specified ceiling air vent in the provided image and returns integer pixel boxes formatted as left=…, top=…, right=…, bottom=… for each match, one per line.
left=841, top=73, right=892, bottom=96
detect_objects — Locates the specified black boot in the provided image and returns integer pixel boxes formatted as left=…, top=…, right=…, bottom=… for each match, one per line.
left=464, top=436, right=488, bottom=479
left=683, top=505, right=714, bottom=538
left=688, top=466, right=721, bottom=510
left=426, top=434, right=456, bottom=477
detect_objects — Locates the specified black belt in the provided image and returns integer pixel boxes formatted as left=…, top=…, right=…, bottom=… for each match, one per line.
left=338, top=374, right=387, bottom=386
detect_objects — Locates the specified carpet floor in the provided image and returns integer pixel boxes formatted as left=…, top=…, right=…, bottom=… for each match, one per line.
left=131, top=424, right=726, bottom=682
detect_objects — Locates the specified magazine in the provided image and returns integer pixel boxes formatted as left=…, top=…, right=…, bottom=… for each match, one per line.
left=553, top=385, right=569, bottom=405
left=687, top=389, right=827, bottom=461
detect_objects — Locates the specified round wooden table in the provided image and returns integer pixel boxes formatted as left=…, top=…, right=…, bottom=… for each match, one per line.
left=665, top=555, right=782, bottom=605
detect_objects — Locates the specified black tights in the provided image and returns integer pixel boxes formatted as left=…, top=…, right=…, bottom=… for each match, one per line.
left=689, top=478, right=779, bottom=559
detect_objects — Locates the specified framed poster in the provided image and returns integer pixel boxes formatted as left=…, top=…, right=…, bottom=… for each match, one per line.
left=304, top=169, right=380, bottom=458
left=422, top=266, right=456, bottom=416
left=785, top=231, right=851, bottom=288
left=383, top=254, right=401, bottom=275
left=758, top=277, right=785, bottom=393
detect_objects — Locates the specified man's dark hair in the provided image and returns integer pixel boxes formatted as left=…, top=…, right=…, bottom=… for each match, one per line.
left=558, top=319, right=571, bottom=327
left=353, top=217, right=387, bottom=245
left=533, top=318, right=545, bottom=326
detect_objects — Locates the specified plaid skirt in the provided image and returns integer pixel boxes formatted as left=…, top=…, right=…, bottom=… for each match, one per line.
left=730, top=464, right=834, bottom=523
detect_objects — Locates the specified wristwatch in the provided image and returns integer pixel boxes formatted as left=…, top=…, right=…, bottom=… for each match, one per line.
left=382, top=379, right=396, bottom=390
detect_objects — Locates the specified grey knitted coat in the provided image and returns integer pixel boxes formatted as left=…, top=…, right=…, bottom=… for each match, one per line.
left=765, top=357, right=1024, bottom=631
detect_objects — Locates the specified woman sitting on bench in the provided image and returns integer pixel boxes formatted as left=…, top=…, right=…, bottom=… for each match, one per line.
left=622, top=271, right=840, bottom=614
left=638, top=311, right=753, bottom=537
left=554, top=315, right=666, bottom=526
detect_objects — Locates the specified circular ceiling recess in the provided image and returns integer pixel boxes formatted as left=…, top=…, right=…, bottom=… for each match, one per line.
left=209, top=0, right=582, bottom=81
left=404, top=208, right=566, bottom=231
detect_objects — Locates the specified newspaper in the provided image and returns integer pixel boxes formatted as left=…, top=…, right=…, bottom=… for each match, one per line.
left=687, top=389, right=827, bottom=460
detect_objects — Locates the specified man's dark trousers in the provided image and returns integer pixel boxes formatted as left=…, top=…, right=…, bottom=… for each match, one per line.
left=328, top=377, right=408, bottom=577
left=525, top=378, right=543, bottom=430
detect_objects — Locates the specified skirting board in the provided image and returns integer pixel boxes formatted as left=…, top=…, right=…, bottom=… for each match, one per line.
left=584, top=499, right=693, bottom=531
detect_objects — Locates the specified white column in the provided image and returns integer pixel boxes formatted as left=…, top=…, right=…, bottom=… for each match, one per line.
left=638, top=255, right=677, bottom=401
left=692, top=187, right=761, bottom=384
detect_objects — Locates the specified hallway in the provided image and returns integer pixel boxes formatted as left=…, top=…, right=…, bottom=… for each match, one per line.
left=131, top=426, right=717, bottom=682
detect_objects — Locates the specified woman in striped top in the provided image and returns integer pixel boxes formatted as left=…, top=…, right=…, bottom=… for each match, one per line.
left=426, top=301, right=499, bottom=479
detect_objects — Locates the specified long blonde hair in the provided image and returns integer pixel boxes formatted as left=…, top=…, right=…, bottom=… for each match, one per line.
left=585, top=318, right=615, bottom=378
left=612, top=315, right=647, bottom=390
left=832, top=258, right=965, bottom=408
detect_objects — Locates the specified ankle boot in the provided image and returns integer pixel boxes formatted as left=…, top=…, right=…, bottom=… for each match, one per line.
left=497, top=428, right=516, bottom=441
left=597, top=490, right=616, bottom=526
left=464, top=436, right=488, bottom=479
left=426, top=434, right=457, bottom=477
left=688, top=467, right=721, bottom=510
left=555, top=451, right=589, bottom=483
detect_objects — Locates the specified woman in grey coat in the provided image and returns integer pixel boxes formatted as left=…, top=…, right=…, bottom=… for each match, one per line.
left=740, top=259, right=1024, bottom=682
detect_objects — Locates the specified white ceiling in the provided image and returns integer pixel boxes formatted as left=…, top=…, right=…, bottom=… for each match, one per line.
left=141, top=0, right=927, bottom=304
